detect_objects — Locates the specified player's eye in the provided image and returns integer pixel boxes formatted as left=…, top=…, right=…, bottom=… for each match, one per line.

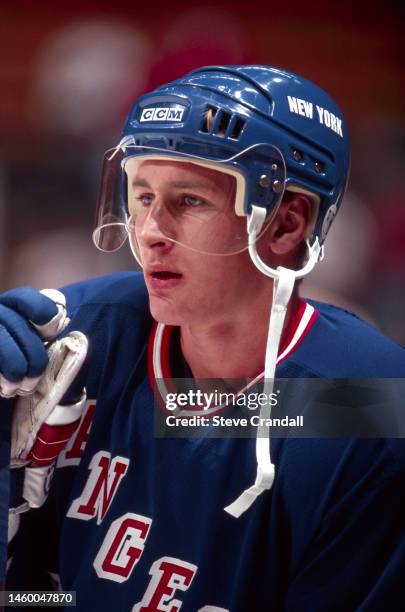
left=182, top=195, right=206, bottom=208
left=135, top=194, right=154, bottom=207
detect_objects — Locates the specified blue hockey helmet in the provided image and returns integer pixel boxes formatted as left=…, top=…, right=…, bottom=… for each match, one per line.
left=94, top=64, right=350, bottom=256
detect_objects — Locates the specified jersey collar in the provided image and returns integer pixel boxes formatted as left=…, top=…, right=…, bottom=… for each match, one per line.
left=148, top=299, right=318, bottom=410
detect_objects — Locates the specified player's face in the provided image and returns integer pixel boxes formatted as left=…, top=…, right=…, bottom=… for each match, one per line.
left=132, top=160, right=270, bottom=326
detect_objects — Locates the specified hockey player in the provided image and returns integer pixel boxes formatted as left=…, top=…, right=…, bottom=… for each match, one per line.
left=2, top=66, right=405, bottom=610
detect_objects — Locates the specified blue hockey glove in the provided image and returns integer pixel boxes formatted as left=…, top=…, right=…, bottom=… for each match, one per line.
left=0, top=287, right=69, bottom=398
left=0, top=286, right=88, bottom=542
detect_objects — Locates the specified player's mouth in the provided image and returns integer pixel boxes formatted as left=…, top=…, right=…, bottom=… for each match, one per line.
left=146, top=268, right=183, bottom=290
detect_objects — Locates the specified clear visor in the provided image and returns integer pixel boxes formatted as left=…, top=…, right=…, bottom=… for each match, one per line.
left=93, top=143, right=286, bottom=257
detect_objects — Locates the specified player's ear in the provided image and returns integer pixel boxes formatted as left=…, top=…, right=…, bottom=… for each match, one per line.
left=266, top=192, right=312, bottom=256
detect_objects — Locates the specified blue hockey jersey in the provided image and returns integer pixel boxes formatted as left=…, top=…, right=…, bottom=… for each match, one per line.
left=7, top=272, right=405, bottom=611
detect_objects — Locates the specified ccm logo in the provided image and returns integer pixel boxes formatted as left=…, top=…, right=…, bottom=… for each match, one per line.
left=140, top=107, right=185, bottom=122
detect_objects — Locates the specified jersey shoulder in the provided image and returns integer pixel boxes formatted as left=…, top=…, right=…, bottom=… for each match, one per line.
left=59, top=272, right=152, bottom=396
left=287, top=300, right=405, bottom=377
left=60, top=271, right=151, bottom=362
left=60, top=271, right=149, bottom=316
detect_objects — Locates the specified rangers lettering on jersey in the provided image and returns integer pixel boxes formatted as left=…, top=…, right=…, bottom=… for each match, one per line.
left=133, top=557, right=197, bottom=612
left=94, top=512, right=152, bottom=583
left=57, top=401, right=95, bottom=467
left=67, top=451, right=129, bottom=524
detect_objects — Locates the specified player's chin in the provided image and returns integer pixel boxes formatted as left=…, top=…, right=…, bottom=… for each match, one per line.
left=148, top=294, right=186, bottom=326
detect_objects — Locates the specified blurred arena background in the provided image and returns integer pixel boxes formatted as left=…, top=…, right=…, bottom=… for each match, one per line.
left=0, top=0, right=404, bottom=343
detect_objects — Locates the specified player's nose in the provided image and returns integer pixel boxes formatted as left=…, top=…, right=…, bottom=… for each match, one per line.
left=135, top=200, right=175, bottom=251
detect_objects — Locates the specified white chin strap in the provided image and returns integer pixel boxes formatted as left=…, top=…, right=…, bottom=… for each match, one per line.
left=224, top=205, right=323, bottom=518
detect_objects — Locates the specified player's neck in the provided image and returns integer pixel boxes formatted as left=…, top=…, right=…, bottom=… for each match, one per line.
left=180, top=290, right=301, bottom=380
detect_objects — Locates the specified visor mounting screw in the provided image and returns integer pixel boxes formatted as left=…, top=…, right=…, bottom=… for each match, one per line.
left=272, top=180, right=283, bottom=193
left=271, top=163, right=278, bottom=171
left=314, top=160, right=324, bottom=173
left=259, top=174, right=271, bottom=188
left=293, top=149, right=303, bottom=161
